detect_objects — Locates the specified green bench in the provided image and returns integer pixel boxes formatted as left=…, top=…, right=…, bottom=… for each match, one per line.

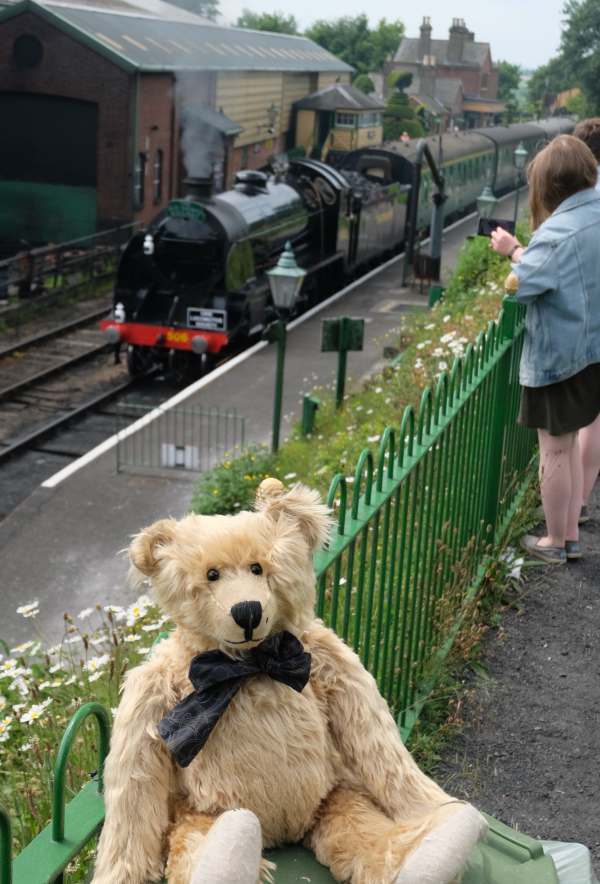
left=1, top=703, right=558, bottom=884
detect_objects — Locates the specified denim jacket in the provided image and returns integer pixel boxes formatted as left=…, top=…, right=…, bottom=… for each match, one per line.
left=512, top=187, right=600, bottom=387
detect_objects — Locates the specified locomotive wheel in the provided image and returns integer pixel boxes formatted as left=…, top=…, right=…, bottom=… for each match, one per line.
left=168, top=349, right=214, bottom=385
left=126, top=344, right=155, bottom=378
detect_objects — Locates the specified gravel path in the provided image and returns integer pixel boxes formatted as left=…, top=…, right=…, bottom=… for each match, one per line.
left=436, top=485, right=600, bottom=870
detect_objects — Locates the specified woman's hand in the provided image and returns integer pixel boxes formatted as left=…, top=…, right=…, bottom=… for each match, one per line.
left=490, top=228, right=521, bottom=257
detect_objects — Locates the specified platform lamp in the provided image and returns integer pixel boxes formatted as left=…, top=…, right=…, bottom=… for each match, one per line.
left=513, top=141, right=528, bottom=224
left=476, top=184, right=498, bottom=220
left=265, top=241, right=306, bottom=453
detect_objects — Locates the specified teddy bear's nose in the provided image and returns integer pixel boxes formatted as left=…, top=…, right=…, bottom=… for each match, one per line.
left=230, top=601, right=263, bottom=640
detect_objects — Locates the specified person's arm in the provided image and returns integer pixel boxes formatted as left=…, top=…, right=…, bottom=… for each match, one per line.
left=509, top=238, right=558, bottom=304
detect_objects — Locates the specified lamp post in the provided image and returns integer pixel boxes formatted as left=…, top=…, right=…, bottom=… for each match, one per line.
left=265, top=241, right=306, bottom=453
left=513, top=141, right=528, bottom=225
left=476, top=184, right=498, bottom=220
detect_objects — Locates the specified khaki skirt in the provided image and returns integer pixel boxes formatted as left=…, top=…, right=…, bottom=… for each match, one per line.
left=518, top=362, right=600, bottom=436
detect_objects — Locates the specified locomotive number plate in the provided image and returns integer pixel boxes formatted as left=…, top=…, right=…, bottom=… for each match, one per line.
left=187, top=308, right=227, bottom=331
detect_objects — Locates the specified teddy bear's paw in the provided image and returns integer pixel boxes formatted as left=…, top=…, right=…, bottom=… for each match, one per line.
left=260, top=857, right=277, bottom=884
left=189, top=809, right=263, bottom=884
left=392, top=805, right=487, bottom=884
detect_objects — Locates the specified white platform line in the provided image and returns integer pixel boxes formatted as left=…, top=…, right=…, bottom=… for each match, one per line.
left=41, top=190, right=520, bottom=490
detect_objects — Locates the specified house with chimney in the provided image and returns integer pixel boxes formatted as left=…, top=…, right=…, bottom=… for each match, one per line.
left=390, top=17, right=505, bottom=130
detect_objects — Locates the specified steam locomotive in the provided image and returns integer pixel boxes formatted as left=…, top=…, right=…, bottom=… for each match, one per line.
left=101, top=117, right=573, bottom=378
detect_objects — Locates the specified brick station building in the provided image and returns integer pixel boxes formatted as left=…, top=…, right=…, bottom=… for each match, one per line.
left=390, top=16, right=505, bottom=130
left=0, top=0, right=351, bottom=242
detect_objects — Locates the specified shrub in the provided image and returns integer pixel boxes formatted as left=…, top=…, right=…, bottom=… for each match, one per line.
left=190, top=445, right=274, bottom=515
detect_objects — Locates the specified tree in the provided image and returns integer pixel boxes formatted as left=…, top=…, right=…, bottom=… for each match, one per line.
left=561, top=0, right=600, bottom=113
left=235, top=9, right=298, bottom=34
left=164, top=0, right=219, bottom=20
left=353, top=74, right=375, bottom=94
left=305, top=16, right=404, bottom=75
left=497, top=60, right=521, bottom=102
left=527, top=56, right=573, bottom=113
left=383, top=71, right=423, bottom=141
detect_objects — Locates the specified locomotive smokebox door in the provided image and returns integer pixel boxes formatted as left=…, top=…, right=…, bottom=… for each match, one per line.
left=321, top=317, right=365, bottom=352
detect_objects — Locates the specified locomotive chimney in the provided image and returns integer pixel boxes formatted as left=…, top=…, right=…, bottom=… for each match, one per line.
left=184, top=175, right=214, bottom=200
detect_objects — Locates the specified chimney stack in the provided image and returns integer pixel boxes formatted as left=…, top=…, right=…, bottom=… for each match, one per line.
left=418, top=15, right=432, bottom=61
left=448, top=17, right=468, bottom=63
left=184, top=175, right=214, bottom=201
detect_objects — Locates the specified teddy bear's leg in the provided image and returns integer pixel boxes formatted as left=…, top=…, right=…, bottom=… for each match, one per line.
left=307, top=787, right=486, bottom=884
left=166, top=807, right=274, bottom=884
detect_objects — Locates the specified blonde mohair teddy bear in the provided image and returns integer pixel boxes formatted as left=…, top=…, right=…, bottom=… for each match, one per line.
left=92, top=479, right=487, bottom=884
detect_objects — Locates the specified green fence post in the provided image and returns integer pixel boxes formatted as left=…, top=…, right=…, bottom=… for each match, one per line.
left=0, top=805, right=11, bottom=884
left=302, top=395, right=320, bottom=436
left=483, top=297, right=519, bottom=538
left=52, top=703, right=110, bottom=843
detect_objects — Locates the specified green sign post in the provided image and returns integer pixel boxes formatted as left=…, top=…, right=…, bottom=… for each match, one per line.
left=321, top=316, right=365, bottom=408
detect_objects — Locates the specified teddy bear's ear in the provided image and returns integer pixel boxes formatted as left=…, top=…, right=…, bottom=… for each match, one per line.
left=129, top=518, right=177, bottom=577
left=255, top=478, right=331, bottom=552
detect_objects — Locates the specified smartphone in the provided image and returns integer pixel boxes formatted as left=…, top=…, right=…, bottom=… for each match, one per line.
left=477, top=218, right=516, bottom=237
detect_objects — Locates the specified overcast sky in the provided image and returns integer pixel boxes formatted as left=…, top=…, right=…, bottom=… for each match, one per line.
left=221, top=0, right=565, bottom=69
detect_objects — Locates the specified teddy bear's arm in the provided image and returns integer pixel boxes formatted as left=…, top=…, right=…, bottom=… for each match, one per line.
left=91, top=657, right=175, bottom=884
left=309, top=624, right=450, bottom=819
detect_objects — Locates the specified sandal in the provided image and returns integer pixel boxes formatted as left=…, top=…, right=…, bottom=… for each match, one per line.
left=565, top=540, right=582, bottom=560
left=520, top=534, right=566, bottom=565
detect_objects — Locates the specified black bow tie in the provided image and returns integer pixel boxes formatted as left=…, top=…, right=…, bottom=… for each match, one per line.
left=157, top=631, right=311, bottom=767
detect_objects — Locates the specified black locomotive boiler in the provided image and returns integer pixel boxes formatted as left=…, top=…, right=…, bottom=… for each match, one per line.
left=101, top=158, right=411, bottom=377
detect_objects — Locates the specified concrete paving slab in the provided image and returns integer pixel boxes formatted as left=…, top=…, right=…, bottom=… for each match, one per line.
left=0, top=192, right=523, bottom=645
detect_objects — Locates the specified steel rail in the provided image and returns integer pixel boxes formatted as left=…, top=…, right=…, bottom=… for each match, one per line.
left=0, top=377, right=138, bottom=465
left=0, top=342, right=112, bottom=402
left=0, top=306, right=109, bottom=361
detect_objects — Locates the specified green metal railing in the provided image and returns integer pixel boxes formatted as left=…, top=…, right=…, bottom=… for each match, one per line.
left=314, top=296, right=532, bottom=735
left=0, top=297, right=535, bottom=882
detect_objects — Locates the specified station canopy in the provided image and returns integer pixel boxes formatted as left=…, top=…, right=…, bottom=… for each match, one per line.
left=0, top=0, right=354, bottom=73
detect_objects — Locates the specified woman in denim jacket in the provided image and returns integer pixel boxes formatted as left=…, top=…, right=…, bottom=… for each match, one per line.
left=491, top=134, right=600, bottom=563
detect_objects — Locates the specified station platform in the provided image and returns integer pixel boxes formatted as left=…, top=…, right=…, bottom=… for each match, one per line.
left=0, top=193, right=520, bottom=645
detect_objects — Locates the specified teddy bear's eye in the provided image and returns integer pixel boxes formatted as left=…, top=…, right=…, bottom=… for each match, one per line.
left=250, top=563, right=262, bottom=576
left=207, top=568, right=220, bottom=582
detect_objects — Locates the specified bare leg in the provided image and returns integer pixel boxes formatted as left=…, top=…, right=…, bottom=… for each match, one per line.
left=306, top=787, right=486, bottom=884
left=167, top=807, right=272, bottom=884
left=580, top=412, right=600, bottom=506
left=537, top=429, right=577, bottom=547
left=566, top=434, right=583, bottom=542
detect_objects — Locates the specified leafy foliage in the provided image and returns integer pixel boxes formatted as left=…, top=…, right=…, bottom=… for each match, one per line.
left=305, top=16, right=403, bottom=75
left=561, top=0, right=600, bottom=113
left=164, top=0, right=219, bottom=20
left=352, top=74, right=375, bottom=95
left=190, top=446, right=274, bottom=515
left=235, top=9, right=298, bottom=34
left=383, top=73, right=423, bottom=141
left=527, top=56, right=574, bottom=112
left=497, top=60, right=521, bottom=102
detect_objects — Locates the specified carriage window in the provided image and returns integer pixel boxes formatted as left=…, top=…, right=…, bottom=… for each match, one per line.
left=153, top=149, right=163, bottom=203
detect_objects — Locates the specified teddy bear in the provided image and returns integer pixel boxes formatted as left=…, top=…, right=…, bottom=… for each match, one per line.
left=92, top=478, right=487, bottom=884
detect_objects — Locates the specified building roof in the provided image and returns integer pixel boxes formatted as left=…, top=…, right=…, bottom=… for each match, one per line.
left=407, top=75, right=462, bottom=114
left=0, top=0, right=353, bottom=72
left=184, top=105, right=242, bottom=135
left=295, top=83, right=384, bottom=112
left=394, top=37, right=489, bottom=68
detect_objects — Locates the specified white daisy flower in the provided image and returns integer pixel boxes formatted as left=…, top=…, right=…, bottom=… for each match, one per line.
left=64, top=675, right=77, bottom=686
left=16, top=601, right=39, bottom=619
left=84, top=654, right=110, bottom=673
left=283, top=472, right=297, bottom=480
left=0, top=717, right=13, bottom=742
left=78, top=608, right=94, bottom=620
left=20, top=699, right=52, bottom=725
left=438, top=361, right=449, bottom=371
left=48, top=663, right=63, bottom=674
left=88, top=672, right=103, bottom=683
left=124, top=634, right=141, bottom=643
left=10, top=641, right=35, bottom=655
